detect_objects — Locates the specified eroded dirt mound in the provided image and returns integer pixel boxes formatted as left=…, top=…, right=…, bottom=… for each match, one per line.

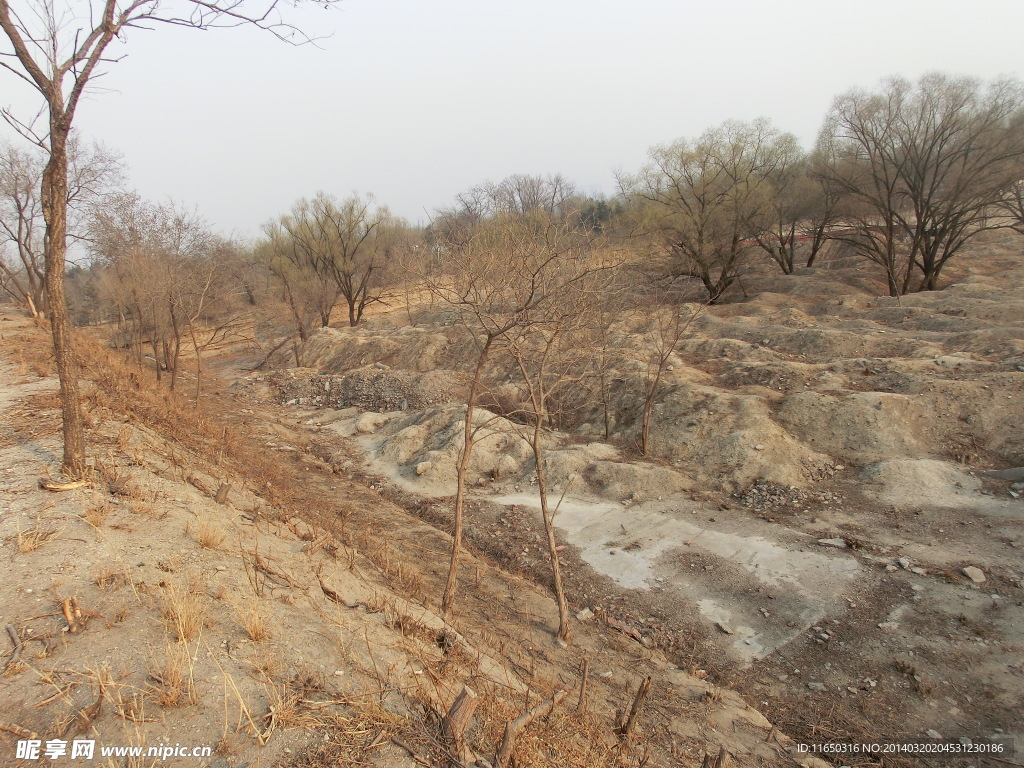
left=268, top=238, right=1024, bottom=756
left=0, top=312, right=793, bottom=768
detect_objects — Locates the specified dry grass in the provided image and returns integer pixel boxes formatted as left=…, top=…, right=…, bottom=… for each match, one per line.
left=16, top=519, right=58, bottom=553
left=84, top=500, right=112, bottom=528
left=94, top=563, right=124, bottom=590
left=234, top=597, right=269, bottom=642
left=249, top=648, right=281, bottom=679
left=195, top=518, right=226, bottom=550
left=116, top=424, right=135, bottom=452
left=148, top=642, right=197, bottom=708
left=160, top=581, right=207, bottom=642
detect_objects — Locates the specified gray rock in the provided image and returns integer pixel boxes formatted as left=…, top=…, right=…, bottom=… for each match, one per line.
left=807, top=682, right=826, bottom=691
left=817, top=538, right=847, bottom=548
left=898, top=557, right=912, bottom=569
left=415, top=461, right=432, bottom=476
left=716, top=622, right=735, bottom=635
left=355, top=412, right=386, bottom=434
left=910, top=567, right=928, bottom=576
left=926, top=729, right=943, bottom=739
left=961, top=566, right=986, bottom=584
left=983, top=467, right=1024, bottom=482
left=575, top=608, right=595, bottom=621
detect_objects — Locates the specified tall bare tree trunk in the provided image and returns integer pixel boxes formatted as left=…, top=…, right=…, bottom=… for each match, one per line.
left=441, top=337, right=493, bottom=617
left=40, top=122, right=85, bottom=476
left=532, top=421, right=571, bottom=642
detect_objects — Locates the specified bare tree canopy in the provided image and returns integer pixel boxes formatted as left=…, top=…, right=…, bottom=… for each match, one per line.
left=817, top=73, right=1024, bottom=295
left=622, top=119, right=797, bottom=303
left=89, top=192, right=237, bottom=395
left=261, top=191, right=396, bottom=330
left=434, top=174, right=579, bottom=246
left=0, top=137, right=121, bottom=316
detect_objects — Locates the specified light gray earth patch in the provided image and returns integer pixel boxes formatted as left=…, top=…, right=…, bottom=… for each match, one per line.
left=492, top=492, right=860, bottom=662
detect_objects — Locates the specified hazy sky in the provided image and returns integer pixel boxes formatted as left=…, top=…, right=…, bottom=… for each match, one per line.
left=3, top=0, right=1023, bottom=238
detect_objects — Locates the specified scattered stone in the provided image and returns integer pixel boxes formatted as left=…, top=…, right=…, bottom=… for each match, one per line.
left=898, top=557, right=912, bottom=569
left=415, top=461, right=432, bottom=476
left=807, top=682, right=826, bottom=692
left=885, top=564, right=898, bottom=572
left=355, top=412, right=386, bottom=434
left=910, top=567, right=928, bottom=576
left=817, top=538, right=847, bottom=548
left=961, top=566, right=986, bottom=584
left=575, top=608, right=595, bottom=621
left=983, top=467, right=1024, bottom=482
left=926, top=729, right=943, bottom=739
left=754, top=444, right=765, bottom=451
left=716, top=622, right=735, bottom=635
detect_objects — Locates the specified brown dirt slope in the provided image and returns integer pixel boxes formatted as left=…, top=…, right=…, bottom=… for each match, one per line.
left=0, top=311, right=795, bottom=768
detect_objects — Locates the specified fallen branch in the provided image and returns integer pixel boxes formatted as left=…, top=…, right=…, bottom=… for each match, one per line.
left=391, top=737, right=433, bottom=767
left=39, top=479, right=89, bottom=492
left=494, top=689, right=566, bottom=768
left=5, top=624, right=23, bottom=668
left=0, top=722, right=37, bottom=739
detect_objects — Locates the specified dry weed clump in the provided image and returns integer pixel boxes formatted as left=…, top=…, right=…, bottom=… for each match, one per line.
left=84, top=500, right=112, bottom=528
left=233, top=597, right=269, bottom=642
left=148, top=642, right=197, bottom=707
left=195, top=518, right=226, bottom=550
left=160, top=582, right=207, bottom=642
left=94, top=563, right=127, bottom=590
left=15, top=518, right=59, bottom=553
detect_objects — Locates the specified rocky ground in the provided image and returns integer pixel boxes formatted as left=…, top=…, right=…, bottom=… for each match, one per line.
left=262, top=235, right=1024, bottom=763
left=0, top=312, right=796, bottom=768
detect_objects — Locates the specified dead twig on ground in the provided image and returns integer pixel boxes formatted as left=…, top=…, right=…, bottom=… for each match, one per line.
left=38, top=479, right=89, bottom=492
left=5, top=624, right=23, bottom=669
left=0, top=722, right=37, bottom=739
left=494, top=688, right=567, bottom=768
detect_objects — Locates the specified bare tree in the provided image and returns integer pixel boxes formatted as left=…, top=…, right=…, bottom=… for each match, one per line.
left=818, top=73, right=1024, bottom=294
left=0, top=0, right=337, bottom=475
left=0, top=141, right=42, bottom=314
left=622, top=119, right=792, bottom=303
left=0, top=137, right=121, bottom=317
left=750, top=139, right=839, bottom=274
left=427, top=213, right=563, bottom=618
left=502, top=228, right=612, bottom=643
left=262, top=191, right=394, bottom=329
left=639, top=294, right=701, bottom=456
left=750, top=135, right=809, bottom=275
left=999, top=179, right=1024, bottom=234
left=428, top=204, right=614, bottom=637
left=90, top=193, right=233, bottom=397
left=445, top=174, right=577, bottom=224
